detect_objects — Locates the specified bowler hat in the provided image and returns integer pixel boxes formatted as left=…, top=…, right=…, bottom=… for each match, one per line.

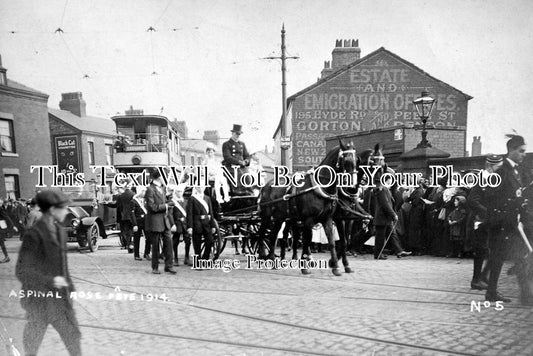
left=35, top=190, right=70, bottom=211
left=231, top=124, right=243, bottom=134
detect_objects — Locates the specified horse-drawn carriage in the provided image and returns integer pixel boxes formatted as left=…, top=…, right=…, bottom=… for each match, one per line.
left=200, top=142, right=372, bottom=276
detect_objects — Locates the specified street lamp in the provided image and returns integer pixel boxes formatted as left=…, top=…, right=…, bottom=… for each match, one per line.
left=413, top=90, right=436, bottom=148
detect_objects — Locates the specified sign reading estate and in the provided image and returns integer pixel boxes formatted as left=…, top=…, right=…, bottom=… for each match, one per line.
left=290, top=48, right=471, bottom=169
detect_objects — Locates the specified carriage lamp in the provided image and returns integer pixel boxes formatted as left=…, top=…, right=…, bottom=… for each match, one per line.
left=413, top=90, right=436, bottom=148
left=71, top=218, right=80, bottom=228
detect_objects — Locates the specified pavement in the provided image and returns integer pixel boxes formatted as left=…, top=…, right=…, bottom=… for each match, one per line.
left=1, top=234, right=532, bottom=356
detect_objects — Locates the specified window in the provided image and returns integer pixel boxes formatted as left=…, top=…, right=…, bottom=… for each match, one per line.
left=0, top=119, right=15, bottom=153
left=116, top=125, right=134, bottom=140
left=105, top=144, right=113, bottom=165
left=4, top=175, right=19, bottom=199
left=88, top=142, right=95, bottom=165
left=147, top=124, right=161, bottom=145
left=191, top=156, right=195, bottom=165
left=181, top=155, right=186, bottom=165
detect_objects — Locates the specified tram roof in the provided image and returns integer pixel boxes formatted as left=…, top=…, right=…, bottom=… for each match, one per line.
left=111, top=114, right=171, bottom=124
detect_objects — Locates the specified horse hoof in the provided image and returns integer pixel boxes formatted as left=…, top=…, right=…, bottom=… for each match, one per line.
left=301, top=269, right=311, bottom=275
left=344, top=267, right=353, bottom=273
left=332, top=268, right=342, bottom=276
left=328, top=259, right=336, bottom=268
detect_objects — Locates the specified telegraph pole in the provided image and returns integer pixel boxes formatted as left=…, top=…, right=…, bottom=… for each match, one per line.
left=264, top=24, right=298, bottom=166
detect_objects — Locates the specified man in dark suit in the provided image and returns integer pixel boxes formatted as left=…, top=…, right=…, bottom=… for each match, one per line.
left=16, top=190, right=81, bottom=356
left=372, top=169, right=399, bottom=260
left=171, top=184, right=190, bottom=266
left=485, top=135, right=527, bottom=302
left=0, top=197, right=14, bottom=263
left=107, top=185, right=137, bottom=252
left=145, top=169, right=177, bottom=274
left=467, top=154, right=503, bottom=290
left=187, top=186, right=217, bottom=261
left=222, top=124, right=251, bottom=195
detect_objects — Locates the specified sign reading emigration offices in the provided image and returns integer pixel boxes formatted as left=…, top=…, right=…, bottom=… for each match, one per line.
left=291, top=49, right=471, bottom=169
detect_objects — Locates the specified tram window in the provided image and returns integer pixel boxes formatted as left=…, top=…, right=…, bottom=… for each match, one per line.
left=117, top=125, right=134, bottom=140
left=147, top=124, right=161, bottom=144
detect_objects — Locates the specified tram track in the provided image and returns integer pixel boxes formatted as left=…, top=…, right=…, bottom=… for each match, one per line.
left=71, top=275, right=533, bottom=329
left=3, top=250, right=530, bottom=355
left=70, top=260, right=531, bottom=312
left=66, top=275, right=529, bottom=356
left=5, top=246, right=529, bottom=354
left=0, top=314, right=343, bottom=356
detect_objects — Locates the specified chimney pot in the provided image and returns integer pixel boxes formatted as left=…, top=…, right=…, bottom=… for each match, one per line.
left=59, top=91, right=86, bottom=117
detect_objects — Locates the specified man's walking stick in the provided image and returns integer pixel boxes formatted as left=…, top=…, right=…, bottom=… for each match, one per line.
left=377, top=220, right=397, bottom=259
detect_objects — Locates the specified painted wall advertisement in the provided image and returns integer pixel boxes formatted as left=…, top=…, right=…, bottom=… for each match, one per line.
left=291, top=50, right=471, bottom=169
left=54, top=135, right=81, bottom=173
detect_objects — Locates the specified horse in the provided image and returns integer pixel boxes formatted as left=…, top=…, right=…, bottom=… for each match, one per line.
left=257, top=141, right=358, bottom=276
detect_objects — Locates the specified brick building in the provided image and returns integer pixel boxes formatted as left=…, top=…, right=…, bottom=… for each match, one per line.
left=49, top=92, right=116, bottom=182
left=274, top=40, right=472, bottom=171
left=325, top=125, right=465, bottom=169
left=0, top=55, right=53, bottom=199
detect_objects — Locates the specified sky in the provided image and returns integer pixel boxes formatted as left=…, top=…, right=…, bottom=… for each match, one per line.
left=1, top=0, right=532, bottom=154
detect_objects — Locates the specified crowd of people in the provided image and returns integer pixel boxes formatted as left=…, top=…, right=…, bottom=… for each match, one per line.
left=0, top=197, right=42, bottom=263
left=338, top=134, right=532, bottom=305
left=3, top=129, right=533, bottom=355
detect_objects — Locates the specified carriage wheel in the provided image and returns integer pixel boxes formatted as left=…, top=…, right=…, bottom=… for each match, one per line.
left=86, top=223, right=99, bottom=252
left=245, top=222, right=270, bottom=256
left=217, top=222, right=231, bottom=255
left=212, top=220, right=222, bottom=259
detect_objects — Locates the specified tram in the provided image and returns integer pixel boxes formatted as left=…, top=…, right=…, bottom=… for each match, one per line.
left=111, top=112, right=182, bottom=173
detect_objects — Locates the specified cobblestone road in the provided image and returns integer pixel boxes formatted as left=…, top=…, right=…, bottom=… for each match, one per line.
left=1, top=235, right=532, bottom=356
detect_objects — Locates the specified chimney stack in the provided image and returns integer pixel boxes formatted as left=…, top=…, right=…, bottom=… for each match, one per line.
left=321, top=61, right=333, bottom=79
left=331, top=38, right=360, bottom=70
left=59, top=92, right=86, bottom=117
left=320, top=39, right=361, bottom=79
left=471, top=136, right=482, bottom=156
left=0, top=54, right=7, bottom=85
left=203, top=130, right=220, bottom=146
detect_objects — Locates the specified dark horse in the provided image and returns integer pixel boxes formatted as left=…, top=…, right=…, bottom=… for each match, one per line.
left=257, top=142, right=357, bottom=276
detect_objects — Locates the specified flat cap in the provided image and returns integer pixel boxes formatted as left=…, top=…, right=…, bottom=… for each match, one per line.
left=36, top=190, right=70, bottom=210
left=486, top=154, right=503, bottom=164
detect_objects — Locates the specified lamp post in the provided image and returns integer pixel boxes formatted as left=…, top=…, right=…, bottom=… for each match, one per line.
left=413, top=90, right=436, bottom=148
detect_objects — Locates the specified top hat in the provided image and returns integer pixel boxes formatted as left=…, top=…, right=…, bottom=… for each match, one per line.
left=231, top=124, right=243, bottom=134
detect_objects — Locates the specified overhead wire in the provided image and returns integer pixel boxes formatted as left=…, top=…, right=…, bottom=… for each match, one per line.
left=59, top=0, right=69, bottom=27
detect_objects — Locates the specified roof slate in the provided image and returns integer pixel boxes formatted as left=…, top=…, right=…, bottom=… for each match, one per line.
left=49, top=108, right=116, bottom=136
